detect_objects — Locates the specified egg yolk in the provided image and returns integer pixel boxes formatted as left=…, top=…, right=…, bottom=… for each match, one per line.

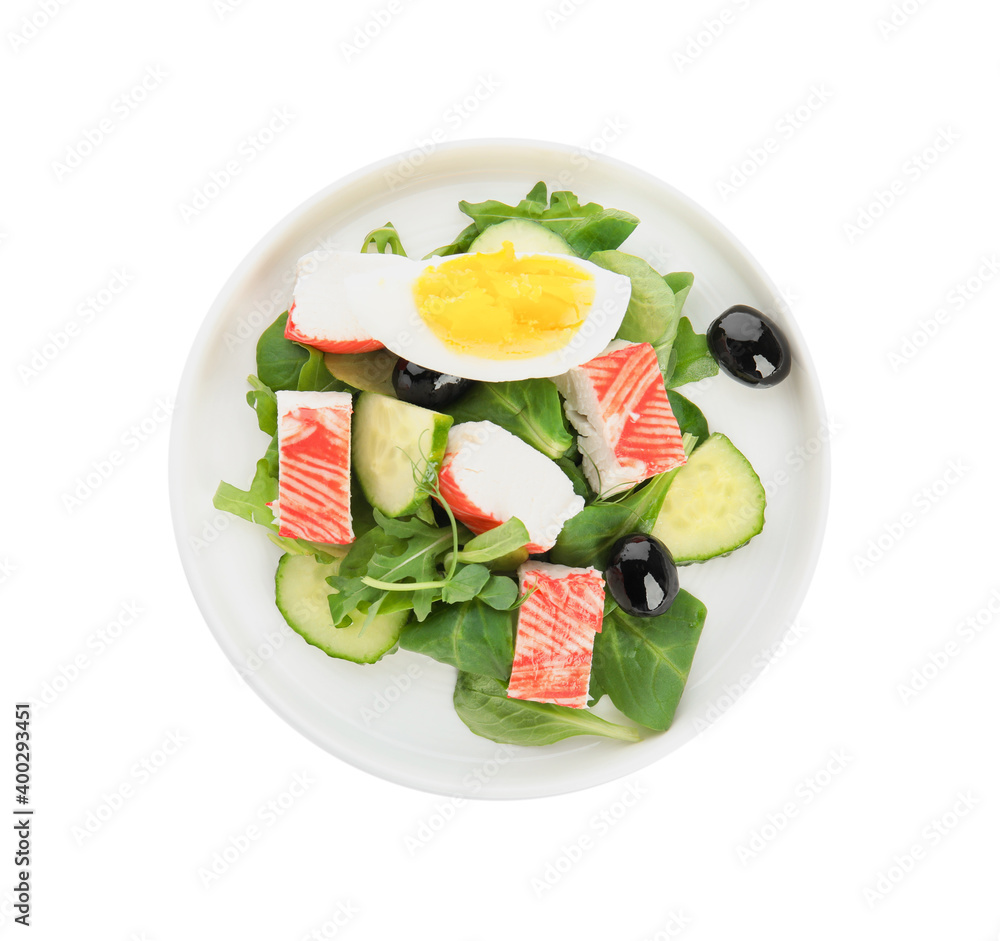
left=412, top=242, right=595, bottom=359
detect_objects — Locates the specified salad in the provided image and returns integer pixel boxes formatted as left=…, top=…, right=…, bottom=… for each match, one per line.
left=213, top=182, right=789, bottom=747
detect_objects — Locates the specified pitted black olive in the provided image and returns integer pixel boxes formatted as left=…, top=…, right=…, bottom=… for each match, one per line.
left=708, top=305, right=791, bottom=387
left=606, top=533, right=679, bottom=617
left=391, top=359, right=473, bottom=408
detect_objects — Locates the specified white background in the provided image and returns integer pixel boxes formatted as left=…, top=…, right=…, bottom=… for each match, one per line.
left=4, top=0, right=999, bottom=937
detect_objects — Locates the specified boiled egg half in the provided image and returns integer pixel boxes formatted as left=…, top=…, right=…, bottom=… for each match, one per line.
left=290, top=243, right=632, bottom=381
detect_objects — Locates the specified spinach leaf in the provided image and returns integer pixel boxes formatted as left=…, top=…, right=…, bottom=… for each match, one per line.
left=361, top=222, right=407, bottom=256
left=458, top=184, right=639, bottom=257
left=666, top=317, right=719, bottom=389
left=424, top=222, right=479, bottom=259
left=591, top=251, right=678, bottom=355
left=440, top=563, right=492, bottom=604
left=592, top=591, right=707, bottom=731
left=400, top=601, right=516, bottom=680
left=246, top=376, right=277, bottom=435
left=453, top=672, right=640, bottom=745
left=550, top=470, right=675, bottom=568
left=557, top=458, right=592, bottom=500
left=478, top=575, right=519, bottom=610
left=666, top=389, right=709, bottom=445
left=213, top=458, right=278, bottom=531
left=296, top=348, right=347, bottom=393
left=443, top=379, right=573, bottom=459
left=256, top=312, right=309, bottom=391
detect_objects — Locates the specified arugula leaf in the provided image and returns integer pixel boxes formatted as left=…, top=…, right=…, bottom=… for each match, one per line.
left=667, top=389, right=709, bottom=445
left=424, top=222, right=479, bottom=259
left=361, top=511, right=454, bottom=620
left=246, top=376, right=277, bottom=435
left=477, top=575, right=519, bottom=610
left=297, top=348, right=347, bottom=393
left=256, top=312, right=310, bottom=391
left=592, top=591, right=707, bottom=730
left=550, top=470, right=675, bottom=568
left=443, top=379, right=573, bottom=459
left=212, top=459, right=278, bottom=531
left=453, top=672, right=640, bottom=745
left=361, top=222, right=407, bottom=256
left=591, top=251, right=678, bottom=353
left=544, top=191, right=639, bottom=256
left=666, top=317, right=719, bottom=388
left=458, top=184, right=638, bottom=257
left=445, top=518, right=530, bottom=566
left=326, top=527, right=401, bottom=626
left=400, top=601, right=516, bottom=680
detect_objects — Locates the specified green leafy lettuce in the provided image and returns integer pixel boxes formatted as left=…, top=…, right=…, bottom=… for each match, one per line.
left=452, top=672, right=640, bottom=745
left=361, top=222, right=407, bottom=256
left=455, top=181, right=638, bottom=258
left=592, top=591, right=707, bottom=730
left=550, top=469, right=677, bottom=568
left=443, top=378, right=573, bottom=460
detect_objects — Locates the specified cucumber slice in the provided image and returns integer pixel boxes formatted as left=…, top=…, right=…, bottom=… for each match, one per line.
left=469, top=219, right=574, bottom=255
left=652, top=433, right=765, bottom=563
left=275, top=553, right=407, bottom=663
left=352, top=392, right=452, bottom=518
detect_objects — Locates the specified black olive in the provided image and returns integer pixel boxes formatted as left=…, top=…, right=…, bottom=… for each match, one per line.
left=606, top=534, right=679, bottom=617
left=391, top=359, right=473, bottom=408
left=708, top=305, right=791, bottom=387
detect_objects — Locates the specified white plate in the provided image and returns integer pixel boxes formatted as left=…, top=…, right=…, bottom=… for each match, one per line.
left=170, top=139, right=829, bottom=799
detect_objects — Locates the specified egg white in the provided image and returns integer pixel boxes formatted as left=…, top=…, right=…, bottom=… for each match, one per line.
left=340, top=251, right=632, bottom=381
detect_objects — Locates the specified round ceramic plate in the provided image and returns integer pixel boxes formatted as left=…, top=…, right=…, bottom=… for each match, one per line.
left=170, top=139, right=829, bottom=799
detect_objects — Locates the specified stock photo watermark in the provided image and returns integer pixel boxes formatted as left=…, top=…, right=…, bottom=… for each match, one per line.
left=340, top=0, right=408, bottom=62
left=0, top=557, right=18, bottom=586
left=673, top=0, right=756, bottom=72
left=19, top=268, right=134, bottom=383
left=887, top=254, right=999, bottom=371
left=296, top=901, right=362, bottom=941
left=853, top=459, right=969, bottom=575
left=403, top=744, right=516, bottom=855
left=897, top=588, right=1000, bottom=705
left=51, top=66, right=168, bottom=181
left=637, top=912, right=694, bottom=941
left=71, top=731, right=189, bottom=846
left=717, top=85, right=834, bottom=200
left=178, top=106, right=295, bottom=222
left=382, top=75, right=503, bottom=192
left=877, top=0, right=935, bottom=38
left=735, top=749, right=853, bottom=864
left=862, top=791, right=979, bottom=907
left=843, top=126, right=959, bottom=244
left=61, top=396, right=174, bottom=513
left=33, top=600, right=143, bottom=710
left=531, top=780, right=647, bottom=895
left=360, top=663, right=423, bottom=725
left=690, top=618, right=810, bottom=734
left=7, top=0, right=71, bottom=53
left=197, top=772, right=317, bottom=887
left=544, top=0, right=591, bottom=29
